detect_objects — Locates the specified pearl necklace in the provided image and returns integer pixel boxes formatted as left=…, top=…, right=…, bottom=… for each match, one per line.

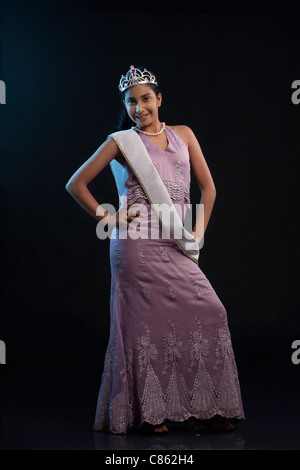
left=133, top=122, right=165, bottom=136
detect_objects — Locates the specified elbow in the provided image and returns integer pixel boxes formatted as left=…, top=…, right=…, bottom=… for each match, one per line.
left=211, top=185, right=217, bottom=205
left=208, top=180, right=216, bottom=199
left=65, top=180, right=73, bottom=194
left=65, top=178, right=87, bottom=196
left=65, top=178, right=78, bottom=195
left=199, top=181, right=216, bottom=198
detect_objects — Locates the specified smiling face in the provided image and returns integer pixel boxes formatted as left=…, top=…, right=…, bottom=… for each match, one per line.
left=123, top=84, right=162, bottom=130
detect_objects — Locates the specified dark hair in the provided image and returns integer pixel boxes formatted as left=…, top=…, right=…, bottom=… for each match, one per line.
left=117, top=68, right=161, bottom=131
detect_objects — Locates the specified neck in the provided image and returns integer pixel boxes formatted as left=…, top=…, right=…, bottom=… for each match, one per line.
left=136, top=121, right=162, bottom=133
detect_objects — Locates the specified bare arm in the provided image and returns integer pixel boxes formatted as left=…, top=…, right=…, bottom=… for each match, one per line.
left=65, top=138, right=121, bottom=221
left=172, top=125, right=216, bottom=243
left=66, top=138, right=142, bottom=229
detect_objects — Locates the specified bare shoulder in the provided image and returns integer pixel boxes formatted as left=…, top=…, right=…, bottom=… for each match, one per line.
left=167, top=124, right=196, bottom=147
left=105, top=136, right=126, bottom=166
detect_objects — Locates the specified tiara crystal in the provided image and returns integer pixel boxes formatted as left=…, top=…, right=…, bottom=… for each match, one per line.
left=118, top=65, right=158, bottom=92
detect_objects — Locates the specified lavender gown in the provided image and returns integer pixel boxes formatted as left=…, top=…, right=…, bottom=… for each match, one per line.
left=93, top=126, right=245, bottom=433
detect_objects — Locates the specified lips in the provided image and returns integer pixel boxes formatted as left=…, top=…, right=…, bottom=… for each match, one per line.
left=135, top=113, right=149, bottom=121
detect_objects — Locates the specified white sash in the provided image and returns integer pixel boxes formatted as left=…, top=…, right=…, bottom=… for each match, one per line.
left=109, top=129, right=199, bottom=263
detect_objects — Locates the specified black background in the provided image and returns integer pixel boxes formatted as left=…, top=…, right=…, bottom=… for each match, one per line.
left=1, top=1, right=300, bottom=450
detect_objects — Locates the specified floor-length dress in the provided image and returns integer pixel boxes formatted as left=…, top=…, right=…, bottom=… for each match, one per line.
left=93, top=126, right=245, bottom=434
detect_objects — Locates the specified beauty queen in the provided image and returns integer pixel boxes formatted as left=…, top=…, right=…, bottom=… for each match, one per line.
left=65, top=64, right=245, bottom=434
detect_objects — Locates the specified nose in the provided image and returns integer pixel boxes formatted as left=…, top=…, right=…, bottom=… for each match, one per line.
left=135, top=100, right=144, bottom=115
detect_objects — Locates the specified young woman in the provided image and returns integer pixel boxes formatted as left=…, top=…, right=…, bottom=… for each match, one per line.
left=65, top=65, right=245, bottom=434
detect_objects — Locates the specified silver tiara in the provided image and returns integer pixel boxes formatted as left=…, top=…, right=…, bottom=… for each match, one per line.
left=118, top=65, right=158, bottom=92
